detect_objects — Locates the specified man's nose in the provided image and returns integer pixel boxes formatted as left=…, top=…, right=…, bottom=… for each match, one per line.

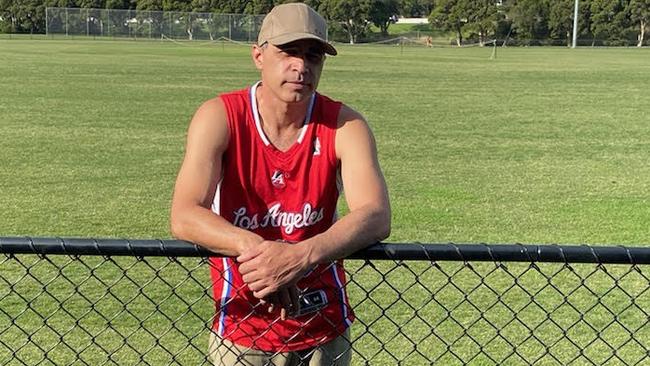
left=290, top=55, right=308, bottom=73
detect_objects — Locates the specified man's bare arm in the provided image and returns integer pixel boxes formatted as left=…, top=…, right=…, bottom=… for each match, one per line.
left=238, top=105, right=391, bottom=298
left=301, top=105, right=391, bottom=261
left=171, top=97, right=300, bottom=318
left=170, top=97, right=263, bottom=256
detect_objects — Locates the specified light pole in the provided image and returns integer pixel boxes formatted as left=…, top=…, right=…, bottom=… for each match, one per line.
left=571, top=0, right=579, bottom=48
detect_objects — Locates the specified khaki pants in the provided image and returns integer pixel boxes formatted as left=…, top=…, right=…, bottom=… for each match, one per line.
left=208, top=329, right=352, bottom=366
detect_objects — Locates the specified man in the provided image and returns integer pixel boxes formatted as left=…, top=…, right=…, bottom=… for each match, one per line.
left=170, top=3, right=390, bottom=365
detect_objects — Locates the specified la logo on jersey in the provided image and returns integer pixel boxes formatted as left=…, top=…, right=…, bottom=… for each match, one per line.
left=271, top=170, right=286, bottom=188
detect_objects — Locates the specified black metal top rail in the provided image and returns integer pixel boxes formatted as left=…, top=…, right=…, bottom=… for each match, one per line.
left=1, top=237, right=650, bottom=264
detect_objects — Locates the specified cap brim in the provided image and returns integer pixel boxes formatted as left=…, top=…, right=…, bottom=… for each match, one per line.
left=267, top=33, right=337, bottom=56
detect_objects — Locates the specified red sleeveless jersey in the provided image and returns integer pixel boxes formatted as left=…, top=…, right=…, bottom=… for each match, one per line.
left=209, top=82, right=354, bottom=352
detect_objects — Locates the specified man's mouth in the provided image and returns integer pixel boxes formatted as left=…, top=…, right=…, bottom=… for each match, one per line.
left=285, top=80, right=311, bottom=88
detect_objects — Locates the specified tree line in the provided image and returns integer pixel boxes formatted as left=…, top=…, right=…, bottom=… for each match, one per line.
left=1, top=0, right=648, bottom=46
left=431, top=0, right=648, bottom=47
left=1, top=0, right=433, bottom=40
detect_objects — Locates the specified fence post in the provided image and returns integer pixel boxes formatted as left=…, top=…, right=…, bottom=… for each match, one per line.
left=65, top=8, right=68, bottom=37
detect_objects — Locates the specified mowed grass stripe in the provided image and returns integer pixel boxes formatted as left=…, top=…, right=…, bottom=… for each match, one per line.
left=1, top=40, right=650, bottom=243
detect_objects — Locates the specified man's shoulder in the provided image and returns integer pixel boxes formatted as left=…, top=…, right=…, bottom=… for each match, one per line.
left=220, top=86, right=249, bottom=98
left=217, top=86, right=254, bottom=121
left=312, top=93, right=365, bottom=131
left=331, top=102, right=365, bottom=130
left=315, top=91, right=337, bottom=104
left=219, top=86, right=250, bottom=103
left=313, top=93, right=362, bottom=121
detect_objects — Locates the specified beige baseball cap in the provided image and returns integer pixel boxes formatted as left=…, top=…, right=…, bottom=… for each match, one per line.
left=258, top=3, right=337, bottom=56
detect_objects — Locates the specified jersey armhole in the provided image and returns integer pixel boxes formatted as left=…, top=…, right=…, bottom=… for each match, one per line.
left=328, top=101, right=343, bottom=164
left=219, top=93, right=245, bottom=152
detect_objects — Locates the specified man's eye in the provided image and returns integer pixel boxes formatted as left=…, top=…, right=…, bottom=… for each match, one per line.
left=307, top=53, right=323, bottom=62
left=282, top=49, right=299, bottom=56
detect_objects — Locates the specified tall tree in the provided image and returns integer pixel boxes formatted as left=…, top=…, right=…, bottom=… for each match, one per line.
left=161, top=0, right=195, bottom=39
left=0, top=0, right=19, bottom=32
left=589, top=0, right=628, bottom=45
left=400, top=0, right=434, bottom=17
left=163, top=0, right=191, bottom=12
left=467, top=0, right=497, bottom=46
left=1, top=0, right=58, bottom=33
left=0, top=0, right=11, bottom=32
left=320, top=0, right=371, bottom=44
left=368, top=0, right=399, bottom=36
left=105, top=0, right=133, bottom=8
left=191, top=0, right=217, bottom=12
left=429, top=0, right=470, bottom=46
left=53, top=0, right=79, bottom=6
left=249, top=0, right=274, bottom=14
left=77, top=0, right=106, bottom=7
left=191, top=0, right=219, bottom=40
left=627, top=0, right=649, bottom=46
left=508, top=0, right=550, bottom=44
left=212, top=0, right=250, bottom=13
left=548, top=0, right=573, bottom=46
left=136, top=0, right=162, bottom=10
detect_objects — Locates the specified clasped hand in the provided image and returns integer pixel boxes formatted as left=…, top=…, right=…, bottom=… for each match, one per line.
left=237, top=240, right=310, bottom=319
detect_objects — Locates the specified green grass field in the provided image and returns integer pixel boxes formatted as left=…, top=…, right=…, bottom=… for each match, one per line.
left=1, top=39, right=650, bottom=365
left=1, top=39, right=649, bottom=245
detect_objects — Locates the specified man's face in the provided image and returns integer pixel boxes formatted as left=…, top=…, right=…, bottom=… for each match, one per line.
left=253, top=39, right=326, bottom=103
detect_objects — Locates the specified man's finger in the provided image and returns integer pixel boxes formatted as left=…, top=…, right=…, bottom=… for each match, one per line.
left=246, top=280, right=268, bottom=293
left=237, top=246, right=262, bottom=263
left=289, top=286, right=301, bottom=315
left=263, top=294, right=279, bottom=313
left=238, top=261, right=252, bottom=274
left=241, top=271, right=263, bottom=285
left=279, top=287, right=295, bottom=321
left=278, top=288, right=292, bottom=310
left=253, top=287, right=275, bottom=299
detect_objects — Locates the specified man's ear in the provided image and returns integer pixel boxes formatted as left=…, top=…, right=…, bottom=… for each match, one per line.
left=252, top=44, right=264, bottom=70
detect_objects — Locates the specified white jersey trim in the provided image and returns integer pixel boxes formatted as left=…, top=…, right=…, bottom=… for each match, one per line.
left=211, top=179, right=223, bottom=215
left=217, top=257, right=233, bottom=336
left=249, top=81, right=315, bottom=146
left=331, top=264, right=353, bottom=327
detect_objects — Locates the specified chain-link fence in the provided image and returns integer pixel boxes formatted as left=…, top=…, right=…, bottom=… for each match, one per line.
left=45, top=8, right=265, bottom=41
left=1, top=237, right=649, bottom=365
